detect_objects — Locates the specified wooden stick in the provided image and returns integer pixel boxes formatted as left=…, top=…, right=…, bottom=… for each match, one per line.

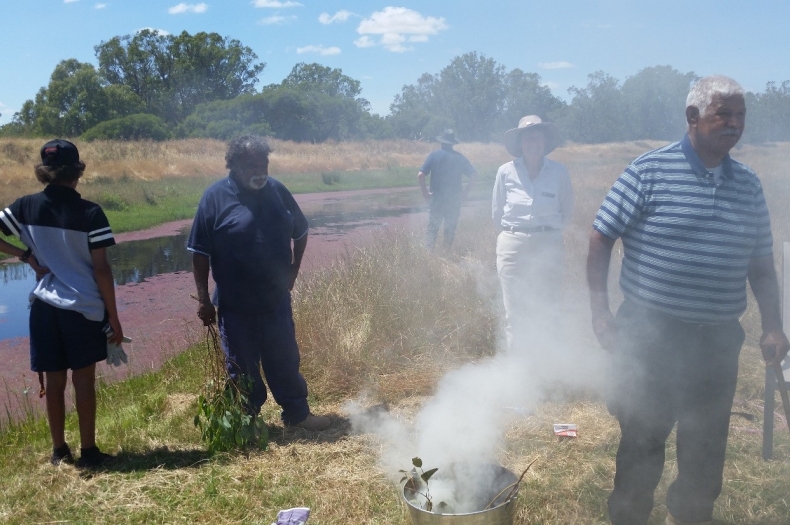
left=773, top=362, right=790, bottom=433
left=484, top=457, right=538, bottom=510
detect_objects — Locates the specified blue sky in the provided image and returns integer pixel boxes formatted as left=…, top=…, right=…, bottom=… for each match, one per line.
left=1, top=0, right=788, bottom=126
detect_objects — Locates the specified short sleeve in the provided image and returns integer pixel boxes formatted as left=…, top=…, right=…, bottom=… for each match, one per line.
left=277, top=185, right=309, bottom=239
left=187, top=192, right=214, bottom=257
left=0, top=199, right=23, bottom=238
left=593, top=165, right=646, bottom=240
left=87, top=206, right=115, bottom=250
left=419, top=151, right=435, bottom=174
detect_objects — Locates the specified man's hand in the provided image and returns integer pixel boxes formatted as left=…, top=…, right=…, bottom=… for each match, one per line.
left=27, top=254, right=50, bottom=281
left=422, top=190, right=432, bottom=202
left=288, top=264, right=299, bottom=291
left=105, top=315, right=123, bottom=345
left=592, top=308, right=618, bottom=353
left=197, top=300, right=216, bottom=326
left=760, top=329, right=790, bottom=367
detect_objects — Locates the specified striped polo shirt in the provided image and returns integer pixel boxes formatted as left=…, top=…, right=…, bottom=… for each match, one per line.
left=593, top=135, right=773, bottom=324
left=0, top=184, right=115, bottom=321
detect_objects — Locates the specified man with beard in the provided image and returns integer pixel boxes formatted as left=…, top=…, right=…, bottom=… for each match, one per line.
left=188, top=135, right=330, bottom=431
left=587, top=76, right=789, bottom=525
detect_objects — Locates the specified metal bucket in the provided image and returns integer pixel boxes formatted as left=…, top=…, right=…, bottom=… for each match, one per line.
left=402, top=463, right=519, bottom=525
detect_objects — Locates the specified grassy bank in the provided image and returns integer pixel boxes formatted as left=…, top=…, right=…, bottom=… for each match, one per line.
left=2, top=140, right=790, bottom=523
left=1, top=137, right=507, bottom=235
left=2, top=214, right=790, bottom=523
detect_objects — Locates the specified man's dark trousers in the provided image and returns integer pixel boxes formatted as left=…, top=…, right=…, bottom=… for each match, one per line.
left=607, top=300, right=744, bottom=525
left=426, top=194, right=462, bottom=249
left=217, top=294, right=310, bottom=425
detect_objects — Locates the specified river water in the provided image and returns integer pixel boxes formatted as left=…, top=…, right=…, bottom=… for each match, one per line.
left=0, top=188, right=482, bottom=341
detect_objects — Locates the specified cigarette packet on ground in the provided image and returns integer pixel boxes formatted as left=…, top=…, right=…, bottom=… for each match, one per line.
left=553, top=423, right=578, bottom=438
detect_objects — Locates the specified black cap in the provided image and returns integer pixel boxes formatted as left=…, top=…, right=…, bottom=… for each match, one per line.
left=40, top=139, right=80, bottom=167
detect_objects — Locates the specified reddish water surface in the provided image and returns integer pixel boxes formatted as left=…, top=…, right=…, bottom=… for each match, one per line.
left=0, top=187, right=435, bottom=422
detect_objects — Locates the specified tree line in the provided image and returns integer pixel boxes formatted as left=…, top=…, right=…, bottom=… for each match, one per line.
left=2, top=30, right=788, bottom=145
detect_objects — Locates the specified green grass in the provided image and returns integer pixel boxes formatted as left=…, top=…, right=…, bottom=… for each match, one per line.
left=2, top=218, right=790, bottom=524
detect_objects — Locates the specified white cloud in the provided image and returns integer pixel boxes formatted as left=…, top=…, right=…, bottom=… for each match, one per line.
left=296, top=45, right=341, bottom=56
left=64, top=0, right=79, bottom=3
left=355, top=7, right=447, bottom=52
left=258, top=15, right=296, bottom=25
left=168, top=3, right=208, bottom=14
left=538, top=61, right=575, bottom=70
left=353, top=36, right=376, bottom=48
left=95, top=2, right=107, bottom=8
left=137, top=27, right=171, bottom=36
left=319, top=10, right=353, bottom=24
left=253, top=0, right=301, bottom=7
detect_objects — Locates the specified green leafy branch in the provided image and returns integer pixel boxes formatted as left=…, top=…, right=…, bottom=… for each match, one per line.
left=400, top=457, right=448, bottom=512
left=193, top=324, right=268, bottom=453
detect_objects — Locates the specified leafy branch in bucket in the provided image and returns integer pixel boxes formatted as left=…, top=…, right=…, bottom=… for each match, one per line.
left=193, top=324, right=268, bottom=453
left=400, top=457, right=448, bottom=512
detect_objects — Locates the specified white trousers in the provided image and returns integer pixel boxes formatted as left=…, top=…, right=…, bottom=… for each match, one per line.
left=496, top=230, right=564, bottom=354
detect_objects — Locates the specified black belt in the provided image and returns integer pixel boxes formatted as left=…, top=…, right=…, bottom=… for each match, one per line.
left=503, top=225, right=556, bottom=233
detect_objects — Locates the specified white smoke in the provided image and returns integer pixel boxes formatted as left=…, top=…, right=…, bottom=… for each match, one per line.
left=345, top=251, right=606, bottom=513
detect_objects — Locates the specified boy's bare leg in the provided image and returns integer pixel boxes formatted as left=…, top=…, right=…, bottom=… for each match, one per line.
left=44, top=370, right=68, bottom=448
left=72, top=364, right=97, bottom=450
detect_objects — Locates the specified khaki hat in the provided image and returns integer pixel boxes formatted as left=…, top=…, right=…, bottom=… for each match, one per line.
left=502, top=115, right=560, bottom=157
left=436, top=129, right=459, bottom=145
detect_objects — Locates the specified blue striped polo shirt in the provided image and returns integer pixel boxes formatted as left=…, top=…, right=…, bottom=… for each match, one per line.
left=0, top=184, right=116, bottom=321
left=593, top=135, right=773, bottom=324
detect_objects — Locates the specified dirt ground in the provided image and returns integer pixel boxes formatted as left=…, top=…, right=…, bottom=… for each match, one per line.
left=0, top=188, right=431, bottom=423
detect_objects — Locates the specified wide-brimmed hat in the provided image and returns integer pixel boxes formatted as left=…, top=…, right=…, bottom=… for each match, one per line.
left=40, top=139, right=80, bottom=167
left=502, top=116, right=560, bottom=157
left=436, top=129, right=459, bottom=145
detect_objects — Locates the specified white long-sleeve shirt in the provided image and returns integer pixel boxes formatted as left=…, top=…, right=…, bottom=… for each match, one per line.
left=492, top=156, right=574, bottom=230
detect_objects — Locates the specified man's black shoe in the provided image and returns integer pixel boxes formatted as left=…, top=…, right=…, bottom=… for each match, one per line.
left=76, top=446, right=115, bottom=469
left=50, top=443, right=74, bottom=466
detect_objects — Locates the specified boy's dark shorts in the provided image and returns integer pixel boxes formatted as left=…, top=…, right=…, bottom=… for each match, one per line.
left=29, top=299, right=107, bottom=372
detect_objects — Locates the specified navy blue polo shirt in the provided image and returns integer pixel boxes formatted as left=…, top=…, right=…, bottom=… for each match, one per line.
left=187, top=175, right=308, bottom=313
left=420, top=148, right=476, bottom=197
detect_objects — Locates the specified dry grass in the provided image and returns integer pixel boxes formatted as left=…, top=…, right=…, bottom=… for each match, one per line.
left=0, top=137, right=510, bottom=188
left=2, top=140, right=790, bottom=524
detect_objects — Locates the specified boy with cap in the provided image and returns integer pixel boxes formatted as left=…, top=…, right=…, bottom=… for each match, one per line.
left=0, top=139, right=123, bottom=468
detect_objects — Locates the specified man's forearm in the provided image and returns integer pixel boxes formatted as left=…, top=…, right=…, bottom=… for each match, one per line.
left=0, top=238, right=26, bottom=259
left=418, top=172, right=430, bottom=197
left=192, top=253, right=212, bottom=302
left=587, top=230, right=616, bottom=313
left=749, top=255, right=783, bottom=332
left=292, top=235, right=308, bottom=271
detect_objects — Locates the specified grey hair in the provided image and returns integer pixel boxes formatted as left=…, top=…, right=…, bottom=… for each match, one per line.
left=686, top=75, right=745, bottom=116
left=225, top=135, right=272, bottom=170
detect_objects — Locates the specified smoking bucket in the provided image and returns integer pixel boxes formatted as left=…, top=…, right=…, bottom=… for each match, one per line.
left=402, top=463, right=519, bottom=525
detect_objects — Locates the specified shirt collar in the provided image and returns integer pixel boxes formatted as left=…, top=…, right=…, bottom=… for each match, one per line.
left=44, top=183, right=80, bottom=199
left=680, top=134, right=734, bottom=180
left=515, top=155, right=546, bottom=173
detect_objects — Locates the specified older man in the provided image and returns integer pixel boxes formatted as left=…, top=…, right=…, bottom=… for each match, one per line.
left=493, top=115, right=573, bottom=352
left=188, top=135, right=330, bottom=431
left=418, top=129, right=477, bottom=250
left=587, top=76, right=789, bottom=525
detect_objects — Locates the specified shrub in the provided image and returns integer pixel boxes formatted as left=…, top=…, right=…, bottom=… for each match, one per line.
left=82, top=114, right=171, bottom=142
